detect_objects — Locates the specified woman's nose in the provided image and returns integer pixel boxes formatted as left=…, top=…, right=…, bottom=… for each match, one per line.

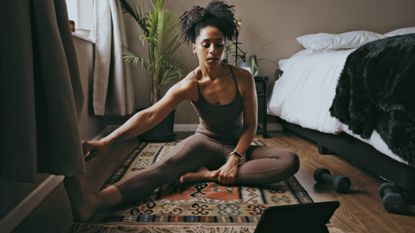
left=208, top=44, right=217, bottom=54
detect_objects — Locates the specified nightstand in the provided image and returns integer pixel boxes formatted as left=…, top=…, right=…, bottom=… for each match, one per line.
left=254, top=75, right=269, bottom=137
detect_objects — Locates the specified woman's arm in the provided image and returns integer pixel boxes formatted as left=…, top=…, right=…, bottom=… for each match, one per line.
left=84, top=75, right=197, bottom=154
left=217, top=68, right=257, bottom=184
left=234, top=68, right=258, bottom=156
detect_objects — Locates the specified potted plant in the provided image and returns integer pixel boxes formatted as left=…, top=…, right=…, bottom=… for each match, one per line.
left=224, top=38, right=259, bottom=76
left=121, top=0, right=184, bottom=141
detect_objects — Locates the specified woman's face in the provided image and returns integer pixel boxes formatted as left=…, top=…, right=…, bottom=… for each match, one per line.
left=193, top=25, right=225, bottom=68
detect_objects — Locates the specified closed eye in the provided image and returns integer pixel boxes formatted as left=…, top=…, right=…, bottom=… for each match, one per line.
left=201, top=41, right=224, bottom=49
left=214, top=43, right=224, bottom=48
left=201, top=42, right=211, bottom=48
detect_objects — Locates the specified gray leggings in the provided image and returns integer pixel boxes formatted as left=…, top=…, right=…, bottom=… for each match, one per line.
left=115, top=133, right=300, bottom=205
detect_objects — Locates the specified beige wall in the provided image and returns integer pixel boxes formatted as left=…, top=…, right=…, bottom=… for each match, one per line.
left=74, top=36, right=106, bottom=140
left=126, top=0, right=415, bottom=124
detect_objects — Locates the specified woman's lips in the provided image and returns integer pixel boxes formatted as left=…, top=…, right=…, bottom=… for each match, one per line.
left=207, top=57, right=218, bottom=62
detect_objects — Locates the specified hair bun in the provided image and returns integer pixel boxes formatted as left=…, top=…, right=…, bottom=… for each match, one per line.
left=180, top=1, right=237, bottom=44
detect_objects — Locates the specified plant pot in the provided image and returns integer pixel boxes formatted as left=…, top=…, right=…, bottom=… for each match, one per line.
left=139, top=110, right=176, bottom=142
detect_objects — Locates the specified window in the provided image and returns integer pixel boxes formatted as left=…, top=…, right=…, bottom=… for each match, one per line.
left=66, top=0, right=95, bottom=41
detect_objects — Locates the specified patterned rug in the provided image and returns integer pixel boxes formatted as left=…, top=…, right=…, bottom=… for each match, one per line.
left=70, top=140, right=315, bottom=233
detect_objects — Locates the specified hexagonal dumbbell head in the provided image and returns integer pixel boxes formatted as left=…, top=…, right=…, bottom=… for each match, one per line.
left=378, top=183, right=399, bottom=199
left=332, top=175, right=351, bottom=193
left=314, top=168, right=351, bottom=193
left=378, top=183, right=407, bottom=214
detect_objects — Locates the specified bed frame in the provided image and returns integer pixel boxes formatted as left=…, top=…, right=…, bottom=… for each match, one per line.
left=274, top=117, right=415, bottom=204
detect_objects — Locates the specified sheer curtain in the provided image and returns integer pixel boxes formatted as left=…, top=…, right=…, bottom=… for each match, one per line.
left=93, top=0, right=135, bottom=116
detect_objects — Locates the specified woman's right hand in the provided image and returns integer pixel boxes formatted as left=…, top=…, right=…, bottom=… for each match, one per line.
left=82, top=140, right=109, bottom=161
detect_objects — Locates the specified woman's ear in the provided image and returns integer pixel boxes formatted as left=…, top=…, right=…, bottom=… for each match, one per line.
left=192, top=44, right=196, bottom=54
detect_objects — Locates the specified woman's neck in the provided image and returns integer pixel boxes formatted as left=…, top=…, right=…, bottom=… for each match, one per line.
left=199, top=63, right=226, bottom=80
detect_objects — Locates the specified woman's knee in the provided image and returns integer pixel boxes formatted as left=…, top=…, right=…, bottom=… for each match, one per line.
left=237, top=149, right=300, bottom=184
left=267, top=149, right=300, bottom=180
left=262, top=147, right=299, bottom=170
left=271, top=148, right=299, bottom=172
left=286, top=151, right=300, bottom=174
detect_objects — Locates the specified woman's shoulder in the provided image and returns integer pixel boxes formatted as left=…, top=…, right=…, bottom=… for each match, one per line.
left=228, top=64, right=253, bottom=85
left=181, top=69, right=200, bottom=86
left=169, top=70, right=198, bottom=101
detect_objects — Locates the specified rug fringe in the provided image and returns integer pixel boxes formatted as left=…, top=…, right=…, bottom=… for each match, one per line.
left=67, top=223, right=345, bottom=233
left=66, top=223, right=256, bottom=233
left=68, top=223, right=118, bottom=233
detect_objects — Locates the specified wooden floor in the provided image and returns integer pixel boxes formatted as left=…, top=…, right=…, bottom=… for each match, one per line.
left=12, top=132, right=415, bottom=233
left=259, top=132, right=415, bottom=233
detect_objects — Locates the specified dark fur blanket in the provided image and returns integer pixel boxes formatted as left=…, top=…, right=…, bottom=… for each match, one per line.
left=330, top=34, right=415, bottom=165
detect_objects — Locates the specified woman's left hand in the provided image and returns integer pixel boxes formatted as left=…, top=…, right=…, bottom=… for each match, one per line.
left=217, top=156, right=239, bottom=185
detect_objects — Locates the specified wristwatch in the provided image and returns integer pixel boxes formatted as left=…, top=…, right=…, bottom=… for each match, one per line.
left=230, top=150, right=244, bottom=163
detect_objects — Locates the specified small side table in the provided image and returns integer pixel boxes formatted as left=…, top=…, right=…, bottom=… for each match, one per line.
left=254, top=75, right=269, bottom=137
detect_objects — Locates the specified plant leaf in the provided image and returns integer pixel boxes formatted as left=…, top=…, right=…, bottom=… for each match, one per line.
left=121, top=0, right=184, bottom=103
left=119, top=0, right=147, bottom=34
left=123, top=48, right=149, bottom=69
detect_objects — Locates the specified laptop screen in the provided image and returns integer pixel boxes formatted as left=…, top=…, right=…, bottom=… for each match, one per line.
left=254, top=201, right=340, bottom=233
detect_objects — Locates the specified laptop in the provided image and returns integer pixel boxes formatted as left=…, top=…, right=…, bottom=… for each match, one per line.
left=254, top=201, right=340, bottom=233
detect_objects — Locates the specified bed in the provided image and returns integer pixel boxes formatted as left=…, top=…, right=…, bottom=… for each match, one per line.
left=267, top=28, right=415, bottom=206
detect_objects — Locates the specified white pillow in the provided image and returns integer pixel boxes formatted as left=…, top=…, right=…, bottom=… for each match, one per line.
left=297, top=30, right=383, bottom=51
left=384, top=27, right=415, bottom=37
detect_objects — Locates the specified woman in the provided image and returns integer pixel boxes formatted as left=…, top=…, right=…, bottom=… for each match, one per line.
left=74, top=0, right=299, bottom=222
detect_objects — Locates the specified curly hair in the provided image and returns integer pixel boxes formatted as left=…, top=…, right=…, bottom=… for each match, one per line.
left=179, top=1, right=237, bottom=44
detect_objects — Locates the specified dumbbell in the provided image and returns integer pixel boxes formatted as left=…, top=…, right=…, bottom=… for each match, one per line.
left=313, top=168, right=351, bottom=193
left=378, top=183, right=409, bottom=215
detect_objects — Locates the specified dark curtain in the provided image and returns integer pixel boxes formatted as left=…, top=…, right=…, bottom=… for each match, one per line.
left=0, top=0, right=85, bottom=182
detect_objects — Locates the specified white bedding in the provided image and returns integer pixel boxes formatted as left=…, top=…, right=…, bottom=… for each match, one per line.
left=268, top=49, right=409, bottom=165
left=268, top=49, right=354, bottom=134
left=341, top=126, right=407, bottom=164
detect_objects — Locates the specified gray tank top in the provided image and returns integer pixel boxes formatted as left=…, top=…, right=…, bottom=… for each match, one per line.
left=191, top=66, right=243, bottom=144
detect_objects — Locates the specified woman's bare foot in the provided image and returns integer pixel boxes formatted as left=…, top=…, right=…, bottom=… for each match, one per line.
left=179, top=167, right=219, bottom=184
left=64, top=176, right=101, bottom=222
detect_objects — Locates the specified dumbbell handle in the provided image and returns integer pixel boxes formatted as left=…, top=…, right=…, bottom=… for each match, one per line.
left=321, top=173, right=351, bottom=193
left=321, top=172, right=335, bottom=183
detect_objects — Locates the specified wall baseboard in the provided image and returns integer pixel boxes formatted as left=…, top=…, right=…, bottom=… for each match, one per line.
left=174, top=123, right=282, bottom=132
left=0, top=127, right=111, bottom=233
left=0, top=175, right=64, bottom=233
